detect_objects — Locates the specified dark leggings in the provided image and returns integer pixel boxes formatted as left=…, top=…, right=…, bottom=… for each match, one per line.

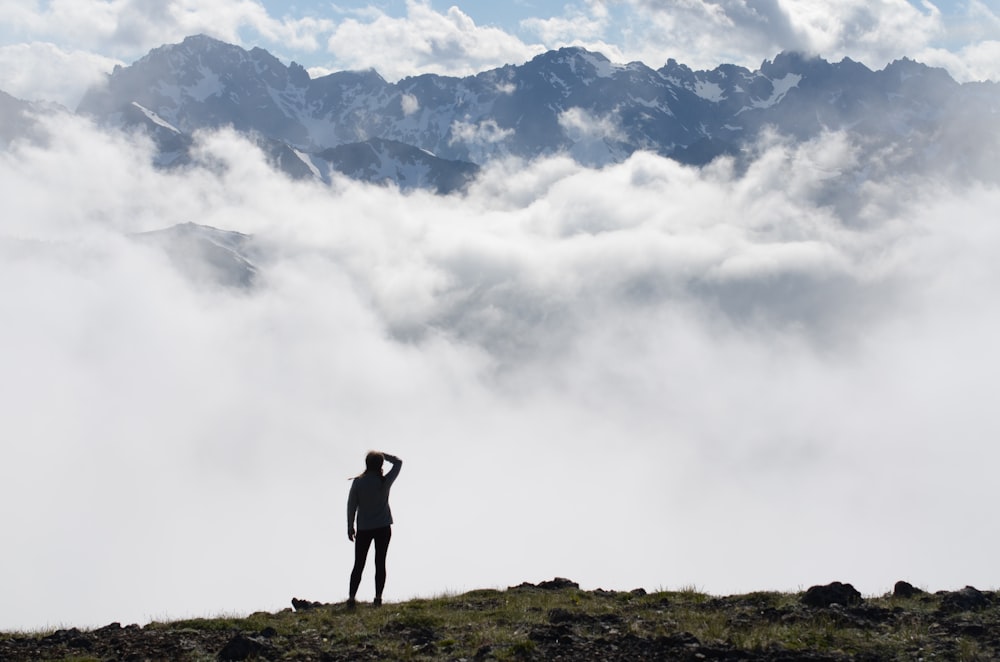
left=350, top=526, right=391, bottom=599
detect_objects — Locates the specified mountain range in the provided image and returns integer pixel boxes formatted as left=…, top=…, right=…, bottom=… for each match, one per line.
left=4, top=34, right=998, bottom=192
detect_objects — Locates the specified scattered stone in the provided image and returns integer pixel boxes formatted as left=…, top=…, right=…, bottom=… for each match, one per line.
left=846, top=605, right=895, bottom=626
left=957, top=622, right=987, bottom=637
left=384, top=617, right=438, bottom=646
left=940, top=586, right=990, bottom=613
left=291, top=597, right=325, bottom=611
left=530, top=623, right=576, bottom=644
left=413, top=641, right=437, bottom=655
left=67, top=634, right=93, bottom=650
left=7, top=579, right=1000, bottom=661
left=548, top=608, right=580, bottom=624
left=218, top=633, right=265, bottom=661
left=405, top=626, right=437, bottom=646
left=894, top=581, right=924, bottom=598
left=41, top=628, right=86, bottom=647
left=94, top=622, right=123, bottom=634
left=801, top=582, right=863, bottom=608
left=538, top=577, right=580, bottom=590
left=508, top=577, right=580, bottom=591
left=507, top=581, right=538, bottom=591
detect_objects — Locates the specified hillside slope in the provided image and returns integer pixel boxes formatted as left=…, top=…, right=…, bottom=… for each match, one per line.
left=2, top=579, right=998, bottom=660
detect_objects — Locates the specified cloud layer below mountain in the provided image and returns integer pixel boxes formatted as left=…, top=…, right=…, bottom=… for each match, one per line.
left=1, top=110, right=999, bottom=629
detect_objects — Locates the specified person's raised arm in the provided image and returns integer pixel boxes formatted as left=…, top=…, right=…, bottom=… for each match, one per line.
left=382, top=453, right=402, bottom=485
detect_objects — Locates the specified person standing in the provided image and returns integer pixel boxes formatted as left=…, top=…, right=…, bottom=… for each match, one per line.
left=346, top=451, right=402, bottom=608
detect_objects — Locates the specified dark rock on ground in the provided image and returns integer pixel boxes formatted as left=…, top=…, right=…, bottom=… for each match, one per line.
left=940, top=586, right=990, bottom=613
left=801, top=582, right=864, bottom=608
left=591, top=587, right=646, bottom=598
left=538, top=577, right=580, bottom=590
left=291, top=597, right=327, bottom=611
left=820, top=604, right=896, bottom=629
left=509, top=577, right=581, bottom=591
left=547, top=608, right=624, bottom=628
left=218, top=633, right=268, bottom=661
left=893, top=580, right=924, bottom=598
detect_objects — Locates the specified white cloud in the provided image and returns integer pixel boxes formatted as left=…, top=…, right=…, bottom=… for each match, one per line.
left=965, top=0, right=1000, bottom=38
left=448, top=118, right=515, bottom=162
left=519, top=1, right=628, bottom=62
left=325, top=0, right=545, bottom=79
left=449, top=119, right=514, bottom=145
left=559, top=107, right=622, bottom=140
left=0, top=0, right=333, bottom=69
left=521, top=0, right=610, bottom=43
left=400, top=92, right=419, bottom=116
left=2, top=107, right=1000, bottom=629
left=557, top=107, right=625, bottom=166
left=0, top=42, right=121, bottom=108
left=918, top=40, right=1000, bottom=82
left=616, top=0, right=944, bottom=71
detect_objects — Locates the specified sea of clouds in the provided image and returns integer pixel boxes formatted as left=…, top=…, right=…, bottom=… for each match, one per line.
left=2, top=109, right=1000, bottom=629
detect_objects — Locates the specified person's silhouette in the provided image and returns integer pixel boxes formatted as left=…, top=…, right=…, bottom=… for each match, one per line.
left=346, top=451, right=402, bottom=607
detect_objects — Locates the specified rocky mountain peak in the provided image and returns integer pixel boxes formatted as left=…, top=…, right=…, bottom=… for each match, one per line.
left=759, top=50, right=831, bottom=79
left=61, top=36, right=997, bottom=191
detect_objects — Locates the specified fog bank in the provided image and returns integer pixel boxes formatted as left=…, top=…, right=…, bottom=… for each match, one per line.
left=1, top=114, right=999, bottom=629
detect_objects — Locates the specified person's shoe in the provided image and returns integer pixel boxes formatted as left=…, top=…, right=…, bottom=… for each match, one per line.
left=373, top=597, right=382, bottom=607
left=346, top=597, right=357, bottom=610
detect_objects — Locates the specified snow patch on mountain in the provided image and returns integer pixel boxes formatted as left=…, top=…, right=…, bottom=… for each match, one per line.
left=188, top=66, right=223, bottom=102
left=293, top=148, right=323, bottom=179
left=753, top=74, right=802, bottom=109
left=577, top=51, right=621, bottom=80
left=694, top=80, right=725, bottom=102
left=130, top=102, right=181, bottom=133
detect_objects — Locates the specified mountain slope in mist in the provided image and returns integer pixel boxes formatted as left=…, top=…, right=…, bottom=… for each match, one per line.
left=131, top=223, right=258, bottom=289
left=66, top=34, right=999, bottom=189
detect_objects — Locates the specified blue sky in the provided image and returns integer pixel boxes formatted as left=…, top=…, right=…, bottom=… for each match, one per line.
left=264, top=0, right=601, bottom=31
left=0, top=0, right=998, bottom=107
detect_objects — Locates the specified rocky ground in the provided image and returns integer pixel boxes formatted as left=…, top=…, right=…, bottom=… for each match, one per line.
left=1, top=580, right=998, bottom=661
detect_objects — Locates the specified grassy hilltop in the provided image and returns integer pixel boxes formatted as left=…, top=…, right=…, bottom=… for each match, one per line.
left=2, top=579, right=998, bottom=660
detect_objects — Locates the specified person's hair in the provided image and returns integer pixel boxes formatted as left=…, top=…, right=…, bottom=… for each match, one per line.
left=365, top=451, right=384, bottom=475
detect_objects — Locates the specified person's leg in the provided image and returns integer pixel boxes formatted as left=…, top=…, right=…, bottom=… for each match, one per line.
left=373, top=526, right=392, bottom=603
left=349, top=529, right=376, bottom=600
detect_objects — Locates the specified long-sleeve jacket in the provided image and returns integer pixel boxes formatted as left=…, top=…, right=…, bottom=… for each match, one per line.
left=347, top=458, right=402, bottom=532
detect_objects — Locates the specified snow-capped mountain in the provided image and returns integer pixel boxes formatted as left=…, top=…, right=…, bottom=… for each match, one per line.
left=56, top=34, right=998, bottom=189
